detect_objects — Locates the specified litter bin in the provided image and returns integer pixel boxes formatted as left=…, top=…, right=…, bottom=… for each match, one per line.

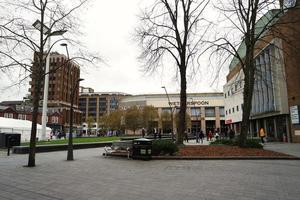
left=0, top=133, right=21, bottom=148
left=132, top=138, right=152, bottom=160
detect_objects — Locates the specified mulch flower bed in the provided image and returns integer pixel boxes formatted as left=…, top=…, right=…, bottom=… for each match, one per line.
left=178, top=145, right=294, bottom=157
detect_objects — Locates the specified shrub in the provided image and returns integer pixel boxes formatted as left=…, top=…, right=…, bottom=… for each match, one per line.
left=210, top=139, right=262, bottom=149
left=210, top=139, right=237, bottom=146
left=152, top=140, right=179, bottom=156
left=244, top=139, right=263, bottom=149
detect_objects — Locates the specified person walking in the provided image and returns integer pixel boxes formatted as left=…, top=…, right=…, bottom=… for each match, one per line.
left=154, top=128, right=157, bottom=139
left=142, top=128, right=146, bottom=138
left=199, top=130, right=204, bottom=144
left=184, top=131, right=189, bottom=143
left=196, top=129, right=199, bottom=143
left=259, top=127, right=266, bottom=144
left=208, top=130, right=213, bottom=141
left=158, top=129, right=162, bottom=140
left=229, top=129, right=235, bottom=140
left=215, top=132, right=220, bottom=140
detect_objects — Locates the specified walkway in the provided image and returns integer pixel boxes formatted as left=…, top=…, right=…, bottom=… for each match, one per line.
left=0, top=148, right=300, bottom=200
left=264, top=142, right=300, bottom=158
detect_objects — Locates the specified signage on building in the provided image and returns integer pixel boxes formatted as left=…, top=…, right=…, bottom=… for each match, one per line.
left=225, top=119, right=232, bottom=124
left=290, top=105, right=300, bottom=124
left=169, top=101, right=209, bottom=106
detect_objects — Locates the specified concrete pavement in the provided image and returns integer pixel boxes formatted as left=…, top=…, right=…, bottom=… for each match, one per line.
left=0, top=148, right=300, bottom=200
left=264, top=142, right=300, bottom=158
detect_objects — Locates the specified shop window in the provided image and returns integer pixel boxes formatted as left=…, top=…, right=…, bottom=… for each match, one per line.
left=205, top=107, right=215, bottom=117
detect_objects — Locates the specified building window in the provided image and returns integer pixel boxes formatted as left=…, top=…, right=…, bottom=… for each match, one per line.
left=228, top=91, right=230, bottom=96
left=236, top=105, right=239, bottom=112
left=205, top=107, right=215, bottom=117
left=226, top=110, right=228, bottom=115
left=232, top=107, right=235, bottom=113
left=229, top=109, right=231, bottom=114
left=51, top=116, right=59, bottom=124
left=162, top=107, right=171, bottom=114
left=18, top=114, right=23, bottom=120
left=219, top=107, right=225, bottom=117
left=191, top=107, right=201, bottom=117
left=224, top=93, right=227, bottom=98
left=4, top=113, right=13, bottom=118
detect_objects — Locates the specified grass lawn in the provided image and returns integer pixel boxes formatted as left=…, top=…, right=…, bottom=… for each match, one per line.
left=21, top=136, right=120, bottom=146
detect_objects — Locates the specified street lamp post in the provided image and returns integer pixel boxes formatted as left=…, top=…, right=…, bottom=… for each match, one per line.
left=60, top=43, right=83, bottom=161
left=162, top=86, right=175, bottom=141
left=32, top=19, right=67, bottom=141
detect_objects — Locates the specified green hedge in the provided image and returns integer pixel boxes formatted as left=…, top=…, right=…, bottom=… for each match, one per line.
left=152, top=140, right=179, bottom=156
left=210, top=139, right=262, bottom=149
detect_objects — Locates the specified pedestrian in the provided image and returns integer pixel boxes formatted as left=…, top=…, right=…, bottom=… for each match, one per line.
left=206, top=131, right=209, bottom=141
left=142, top=128, right=146, bottom=138
left=199, top=130, right=204, bottom=144
left=229, top=129, right=235, bottom=140
left=208, top=130, right=213, bottom=141
left=215, top=132, right=220, bottom=140
left=184, top=131, right=189, bottom=143
left=196, top=129, right=199, bottom=143
left=158, top=129, right=162, bottom=139
left=259, top=127, right=266, bottom=144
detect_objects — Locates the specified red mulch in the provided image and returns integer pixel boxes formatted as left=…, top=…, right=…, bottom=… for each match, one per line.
left=179, top=145, right=294, bottom=157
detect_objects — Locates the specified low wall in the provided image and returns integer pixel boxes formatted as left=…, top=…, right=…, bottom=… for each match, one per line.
left=12, top=141, right=113, bottom=154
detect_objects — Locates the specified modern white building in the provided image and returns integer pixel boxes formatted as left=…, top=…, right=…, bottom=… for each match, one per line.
left=223, top=9, right=294, bottom=141
left=120, top=93, right=225, bottom=134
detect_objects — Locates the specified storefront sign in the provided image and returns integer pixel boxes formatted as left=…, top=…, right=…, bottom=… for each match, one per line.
left=290, top=105, right=300, bottom=124
left=225, top=119, right=232, bottom=124
left=170, top=101, right=209, bottom=106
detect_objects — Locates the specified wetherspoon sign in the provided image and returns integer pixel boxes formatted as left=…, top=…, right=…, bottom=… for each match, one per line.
left=169, top=101, right=209, bottom=106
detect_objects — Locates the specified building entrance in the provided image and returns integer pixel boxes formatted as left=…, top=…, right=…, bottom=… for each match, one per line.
left=206, top=120, right=215, bottom=134
left=191, top=121, right=201, bottom=135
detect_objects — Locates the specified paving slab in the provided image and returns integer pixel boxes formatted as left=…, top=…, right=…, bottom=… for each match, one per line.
left=0, top=148, right=300, bottom=200
left=263, top=142, right=300, bottom=157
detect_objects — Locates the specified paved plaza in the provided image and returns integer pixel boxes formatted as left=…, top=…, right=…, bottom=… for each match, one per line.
left=0, top=147, right=300, bottom=200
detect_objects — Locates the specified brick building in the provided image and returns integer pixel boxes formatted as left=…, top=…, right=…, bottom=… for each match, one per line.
left=29, top=52, right=82, bottom=133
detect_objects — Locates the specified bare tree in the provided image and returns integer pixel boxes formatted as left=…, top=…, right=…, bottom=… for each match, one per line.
left=208, top=0, right=299, bottom=146
left=135, top=0, right=210, bottom=144
left=0, top=0, right=97, bottom=167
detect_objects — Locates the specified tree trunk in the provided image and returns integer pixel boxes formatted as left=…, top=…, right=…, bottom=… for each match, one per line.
left=239, top=47, right=255, bottom=147
left=177, top=67, right=187, bottom=145
left=28, top=60, right=42, bottom=167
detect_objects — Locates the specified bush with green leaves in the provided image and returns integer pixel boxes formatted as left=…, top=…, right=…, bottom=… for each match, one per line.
left=210, top=139, right=262, bottom=149
left=152, top=139, right=179, bottom=156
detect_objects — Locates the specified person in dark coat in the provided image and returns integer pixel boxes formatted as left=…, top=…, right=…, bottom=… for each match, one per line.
left=199, top=130, right=204, bottom=144
left=184, top=131, right=189, bottom=143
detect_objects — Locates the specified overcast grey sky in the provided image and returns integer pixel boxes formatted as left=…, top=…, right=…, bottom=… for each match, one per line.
left=0, top=0, right=226, bottom=101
